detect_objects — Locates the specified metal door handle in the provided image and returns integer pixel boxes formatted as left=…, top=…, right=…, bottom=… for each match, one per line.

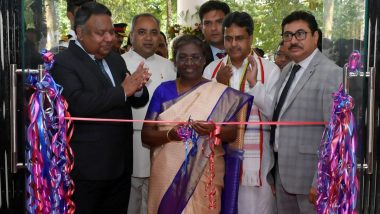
left=343, top=65, right=349, bottom=93
left=10, top=64, right=17, bottom=173
left=9, top=64, right=43, bottom=173
left=366, top=67, right=375, bottom=174
left=366, top=17, right=378, bottom=175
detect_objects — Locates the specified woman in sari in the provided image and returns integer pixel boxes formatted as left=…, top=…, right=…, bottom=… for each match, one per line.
left=142, top=35, right=252, bottom=214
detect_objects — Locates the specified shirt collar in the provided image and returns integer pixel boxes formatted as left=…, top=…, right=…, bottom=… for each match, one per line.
left=230, top=57, right=248, bottom=70
left=129, top=49, right=156, bottom=61
left=69, top=29, right=77, bottom=40
left=210, top=45, right=225, bottom=57
left=297, top=48, right=318, bottom=69
left=75, top=40, right=96, bottom=60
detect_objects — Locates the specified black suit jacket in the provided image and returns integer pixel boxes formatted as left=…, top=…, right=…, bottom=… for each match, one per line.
left=51, top=41, right=149, bottom=180
left=204, top=42, right=214, bottom=67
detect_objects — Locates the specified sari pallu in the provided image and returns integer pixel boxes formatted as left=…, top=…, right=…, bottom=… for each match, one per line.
left=146, top=81, right=252, bottom=214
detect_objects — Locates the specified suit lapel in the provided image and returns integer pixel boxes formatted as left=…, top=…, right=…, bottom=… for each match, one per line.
left=69, top=41, right=113, bottom=87
left=281, top=52, right=322, bottom=113
left=105, top=54, right=123, bottom=85
left=89, top=57, right=112, bottom=86
left=272, top=63, right=292, bottom=108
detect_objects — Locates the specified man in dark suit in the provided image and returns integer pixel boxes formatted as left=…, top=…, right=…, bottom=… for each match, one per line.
left=199, top=0, right=230, bottom=66
left=51, top=2, right=150, bottom=213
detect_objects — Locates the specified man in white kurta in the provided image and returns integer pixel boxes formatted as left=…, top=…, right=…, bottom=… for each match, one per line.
left=122, top=13, right=176, bottom=214
left=203, top=12, right=280, bottom=214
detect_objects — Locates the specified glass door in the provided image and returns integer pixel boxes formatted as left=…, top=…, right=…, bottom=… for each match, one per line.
left=0, top=0, right=61, bottom=213
left=0, top=0, right=22, bottom=213
left=322, top=0, right=379, bottom=213
left=361, top=0, right=380, bottom=212
left=1, top=0, right=378, bottom=213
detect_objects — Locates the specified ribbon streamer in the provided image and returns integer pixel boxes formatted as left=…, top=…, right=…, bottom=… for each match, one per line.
left=176, top=117, right=195, bottom=165
left=25, top=50, right=75, bottom=214
left=205, top=123, right=221, bottom=210
left=316, top=84, right=358, bottom=214
left=346, top=50, right=362, bottom=76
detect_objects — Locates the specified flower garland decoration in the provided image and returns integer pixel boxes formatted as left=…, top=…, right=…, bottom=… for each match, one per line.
left=167, top=23, right=203, bottom=40
left=316, top=84, right=358, bottom=214
left=25, top=50, right=75, bottom=214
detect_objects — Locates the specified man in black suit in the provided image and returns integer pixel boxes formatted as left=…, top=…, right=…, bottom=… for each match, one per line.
left=51, top=2, right=150, bottom=213
left=199, top=0, right=230, bottom=66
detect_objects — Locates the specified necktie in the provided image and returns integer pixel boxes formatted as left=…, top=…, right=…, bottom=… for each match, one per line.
left=94, top=59, right=113, bottom=85
left=216, top=52, right=226, bottom=59
left=269, top=64, right=301, bottom=147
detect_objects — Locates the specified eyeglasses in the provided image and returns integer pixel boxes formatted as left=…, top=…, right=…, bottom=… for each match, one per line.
left=282, top=30, right=310, bottom=42
left=176, top=54, right=203, bottom=64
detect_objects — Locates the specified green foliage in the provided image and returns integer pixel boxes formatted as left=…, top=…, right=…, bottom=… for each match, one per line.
left=24, top=0, right=37, bottom=29
left=167, top=23, right=203, bottom=40
left=55, top=0, right=363, bottom=55
left=57, top=0, right=176, bottom=37
left=224, top=0, right=323, bottom=55
left=97, top=0, right=176, bottom=34
left=58, top=0, right=70, bottom=38
left=329, top=0, right=363, bottom=41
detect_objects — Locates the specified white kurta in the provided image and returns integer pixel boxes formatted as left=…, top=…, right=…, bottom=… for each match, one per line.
left=60, top=30, right=76, bottom=48
left=122, top=50, right=176, bottom=177
left=203, top=53, right=280, bottom=214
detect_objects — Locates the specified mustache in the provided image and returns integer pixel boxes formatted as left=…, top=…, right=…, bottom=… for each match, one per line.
left=289, top=44, right=302, bottom=50
left=228, top=47, right=242, bottom=52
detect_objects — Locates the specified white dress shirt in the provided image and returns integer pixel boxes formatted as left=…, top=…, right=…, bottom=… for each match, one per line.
left=203, top=53, right=280, bottom=213
left=60, top=29, right=77, bottom=48
left=210, top=45, right=225, bottom=60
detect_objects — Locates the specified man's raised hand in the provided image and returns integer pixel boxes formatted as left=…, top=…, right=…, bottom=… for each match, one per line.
left=122, top=61, right=151, bottom=97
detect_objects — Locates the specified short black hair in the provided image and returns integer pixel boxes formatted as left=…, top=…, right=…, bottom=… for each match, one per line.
left=254, top=47, right=264, bottom=57
left=199, top=0, right=230, bottom=21
left=317, top=28, right=322, bottom=51
left=281, top=11, right=318, bottom=34
left=172, top=34, right=207, bottom=60
left=127, top=34, right=132, bottom=46
left=67, top=0, right=95, bottom=13
left=74, top=2, right=111, bottom=32
left=160, top=31, right=167, bottom=45
left=131, top=13, right=160, bottom=32
left=222, top=12, right=254, bottom=36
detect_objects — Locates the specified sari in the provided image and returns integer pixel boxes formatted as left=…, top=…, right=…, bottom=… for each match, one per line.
left=146, top=80, right=253, bottom=214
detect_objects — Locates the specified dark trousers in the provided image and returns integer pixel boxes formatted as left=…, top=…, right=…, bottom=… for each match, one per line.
left=73, top=172, right=131, bottom=214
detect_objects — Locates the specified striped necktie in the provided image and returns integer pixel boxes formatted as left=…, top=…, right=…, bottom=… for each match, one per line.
left=94, top=59, right=113, bottom=85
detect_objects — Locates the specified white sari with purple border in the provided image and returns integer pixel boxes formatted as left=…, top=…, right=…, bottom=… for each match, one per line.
left=146, top=80, right=252, bottom=214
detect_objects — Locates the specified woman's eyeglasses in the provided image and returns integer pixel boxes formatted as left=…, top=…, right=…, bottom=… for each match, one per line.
left=176, top=55, right=203, bottom=64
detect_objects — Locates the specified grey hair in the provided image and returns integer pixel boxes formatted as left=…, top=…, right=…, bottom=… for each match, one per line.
left=130, top=13, right=160, bottom=32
